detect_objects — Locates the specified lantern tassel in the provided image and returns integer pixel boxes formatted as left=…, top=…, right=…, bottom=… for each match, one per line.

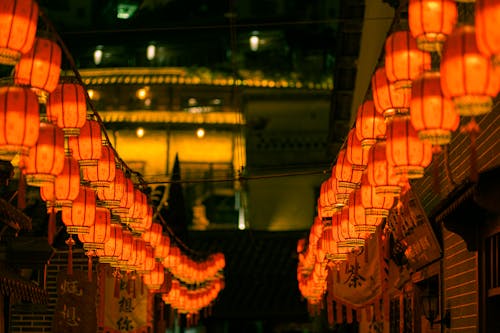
left=432, top=145, right=442, bottom=195
left=17, top=171, right=26, bottom=210
left=86, top=250, right=94, bottom=282
left=66, top=236, right=75, bottom=276
left=461, top=118, right=480, bottom=183
left=48, top=205, right=56, bottom=246
left=113, top=269, right=121, bottom=298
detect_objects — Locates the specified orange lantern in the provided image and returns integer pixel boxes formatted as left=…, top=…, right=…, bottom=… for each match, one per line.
left=410, top=71, right=459, bottom=145
left=0, top=0, right=38, bottom=65
left=385, top=30, right=431, bottom=89
left=319, top=221, right=347, bottom=262
left=0, top=86, right=39, bottom=160
left=475, top=0, right=500, bottom=65
left=346, top=128, right=369, bottom=173
left=335, top=148, right=362, bottom=192
left=96, top=167, right=125, bottom=208
left=61, top=185, right=96, bottom=235
left=386, top=115, right=433, bottom=179
left=409, top=0, right=458, bottom=52
left=126, top=237, right=147, bottom=271
left=46, top=83, right=87, bottom=137
left=360, top=175, right=394, bottom=225
left=331, top=207, right=364, bottom=251
left=96, top=224, right=123, bottom=264
left=22, top=121, right=65, bottom=186
left=14, top=37, right=61, bottom=103
left=440, top=25, right=500, bottom=116
left=82, top=142, right=116, bottom=188
left=331, top=171, right=352, bottom=206
left=122, top=188, right=148, bottom=228
left=355, top=100, right=386, bottom=150
left=143, top=262, right=165, bottom=291
left=308, top=216, right=323, bottom=250
left=68, top=119, right=102, bottom=167
left=78, top=207, right=111, bottom=250
left=366, top=140, right=401, bottom=197
left=112, top=175, right=135, bottom=218
left=40, top=154, right=80, bottom=209
left=349, top=189, right=375, bottom=239
left=139, top=245, right=156, bottom=273
left=318, top=178, right=342, bottom=218
left=129, top=202, right=152, bottom=234
left=142, top=222, right=162, bottom=247
left=371, top=67, right=411, bottom=119
left=113, top=231, right=133, bottom=269
left=163, top=245, right=181, bottom=270
left=154, top=234, right=171, bottom=260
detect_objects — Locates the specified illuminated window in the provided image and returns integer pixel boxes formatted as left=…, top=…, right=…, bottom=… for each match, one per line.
left=117, top=3, right=138, bottom=19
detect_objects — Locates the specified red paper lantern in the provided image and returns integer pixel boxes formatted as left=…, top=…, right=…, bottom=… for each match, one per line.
left=386, top=115, right=433, bottom=179
left=127, top=237, right=146, bottom=271
left=122, top=188, right=148, bottom=229
left=346, top=128, right=369, bottom=172
left=335, top=148, right=362, bottom=192
left=143, top=262, right=165, bottom=291
left=0, top=0, right=38, bottom=65
left=349, top=188, right=379, bottom=239
left=331, top=207, right=364, bottom=251
left=68, top=119, right=102, bottom=167
left=440, top=25, right=500, bottom=116
left=475, top=0, right=500, bottom=65
left=385, top=30, right=431, bottom=89
left=96, top=224, right=123, bottom=264
left=318, top=220, right=347, bottom=262
left=0, top=86, right=39, bottom=160
left=410, top=71, right=459, bottom=145
left=163, top=245, right=181, bottom=269
left=142, top=222, right=162, bottom=247
left=355, top=100, right=386, bottom=150
left=366, top=140, right=401, bottom=197
left=371, top=67, right=411, bottom=119
left=78, top=207, right=111, bottom=250
left=82, top=142, right=116, bottom=188
left=308, top=216, right=323, bottom=249
left=360, top=175, right=394, bottom=224
left=154, top=234, right=170, bottom=260
left=61, top=185, right=96, bottom=235
left=96, top=167, right=125, bottom=208
left=113, top=231, right=133, bottom=268
left=40, top=154, right=80, bottom=209
left=409, top=0, right=458, bottom=52
left=14, top=37, right=61, bottom=103
left=22, top=121, right=65, bottom=186
left=112, top=175, right=135, bottom=217
left=46, top=83, right=87, bottom=137
left=139, top=245, right=156, bottom=273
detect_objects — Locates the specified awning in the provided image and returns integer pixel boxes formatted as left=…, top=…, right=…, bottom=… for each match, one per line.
left=0, top=265, right=48, bottom=304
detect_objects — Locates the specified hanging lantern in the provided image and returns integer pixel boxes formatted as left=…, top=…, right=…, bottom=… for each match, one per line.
left=385, top=30, right=431, bottom=89
left=143, top=262, right=165, bottom=291
left=96, top=166, right=125, bottom=208
left=22, top=121, right=65, bottom=186
left=355, top=100, right=386, bottom=150
left=371, top=67, right=411, bottom=119
left=129, top=202, right=152, bottom=234
left=0, top=86, right=39, bottom=160
left=112, top=231, right=133, bottom=269
left=360, top=175, right=394, bottom=226
left=82, top=142, right=116, bottom=188
left=14, top=37, right=61, bottom=103
left=349, top=189, right=375, bottom=239
left=410, top=71, right=459, bottom=145
left=319, top=220, right=347, bottom=262
left=308, top=216, right=323, bottom=251
left=331, top=207, right=364, bottom=252
left=346, top=128, right=369, bottom=173
left=163, top=245, right=181, bottom=270
left=112, top=175, right=135, bottom=218
left=386, top=115, right=433, bottom=179
left=334, top=149, right=361, bottom=195
left=331, top=170, right=353, bottom=206
left=40, top=154, right=80, bottom=209
left=122, top=188, right=148, bottom=230
left=154, top=234, right=171, bottom=261
left=0, top=0, right=39, bottom=65
left=366, top=140, right=401, bottom=197
left=440, top=25, right=500, bottom=116
left=96, top=224, right=123, bottom=264
left=138, top=245, right=156, bottom=274
left=68, top=119, right=102, bottom=167
left=61, top=185, right=96, bottom=235
left=46, top=82, right=87, bottom=137
left=408, top=0, right=458, bottom=52
left=475, top=0, right=500, bottom=65
left=78, top=207, right=112, bottom=250
left=127, top=237, right=147, bottom=271
left=142, top=222, right=162, bottom=248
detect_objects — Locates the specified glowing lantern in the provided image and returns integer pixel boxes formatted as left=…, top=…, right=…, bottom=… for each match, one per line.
left=129, top=203, right=152, bottom=234
left=0, top=0, right=39, bottom=65
left=331, top=207, right=364, bottom=251
left=112, top=175, right=135, bottom=218
left=410, top=71, right=459, bottom=145
left=68, top=119, right=102, bottom=167
left=386, top=115, right=433, bottom=179
left=14, top=37, right=61, bottom=103
left=139, top=245, right=156, bottom=273
left=331, top=171, right=352, bottom=206
left=127, top=237, right=147, bottom=271
left=46, top=83, right=87, bottom=137
left=142, top=222, right=162, bottom=247
left=335, top=148, right=362, bottom=192
left=385, top=30, right=431, bottom=89
left=440, top=25, right=500, bottom=116
left=96, top=224, right=123, bottom=264
left=366, top=140, right=401, bottom=197
left=40, top=154, right=80, bottom=209
left=0, top=86, right=39, bottom=160
left=122, top=188, right=148, bottom=229
left=154, top=234, right=170, bottom=260
left=82, top=142, right=115, bottom=188
left=113, top=231, right=133, bottom=268
left=61, top=185, right=96, bottom=235
left=143, top=262, right=165, bottom=291
left=163, top=279, right=181, bottom=304
left=371, top=67, right=411, bottom=119
left=355, top=100, right=386, bottom=150
left=22, top=121, right=65, bottom=186
left=163, top=245, right=181, bottom=270
left=346, top=128, right=369, bottom=172
left=319, top=220, right=347, bottom=262
left=96, top=167, right=125, bottom=208
left=318, top=178, right=342, bottom=218
left=349, top=189, right=375, bottom=239
left=475, top=0, right=500, bottom=65
left=360, top=175, right=394, bottom=225
left=308, top=216, right=323, bottom=250
left=78, top=207, right=111, bottom=250
left=409, top=0, right=458, bottom=52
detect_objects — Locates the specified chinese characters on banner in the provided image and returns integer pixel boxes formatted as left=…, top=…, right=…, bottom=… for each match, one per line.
left=100, top=265, right=152, bottom=333
left=52, top=270, right=97, bottom=333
